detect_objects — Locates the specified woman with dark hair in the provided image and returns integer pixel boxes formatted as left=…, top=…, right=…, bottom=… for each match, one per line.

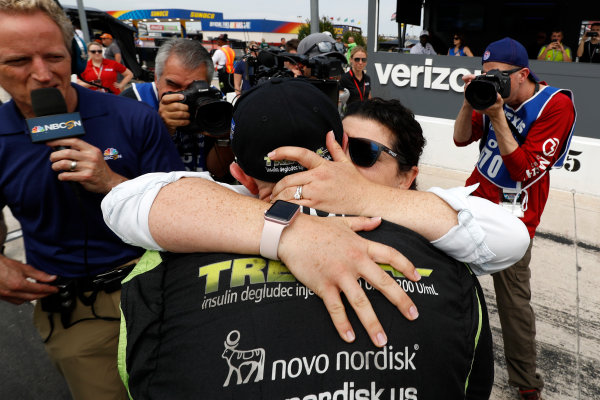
left=268, top=97, right=532, bottom=400
left=270, top=97, right=528, bottom=278
left=448, top=33, right=474, bottom=57
left=339, top=45, right=372, bottom=105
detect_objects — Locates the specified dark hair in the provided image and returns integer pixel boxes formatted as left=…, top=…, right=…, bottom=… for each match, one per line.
left=453, top=32, right=465, bottom=44
left=344, top=98, right=425, bottom=190
left=285, top=38, right=300, bottom=52
left=591, top=22, right=600, bottom=28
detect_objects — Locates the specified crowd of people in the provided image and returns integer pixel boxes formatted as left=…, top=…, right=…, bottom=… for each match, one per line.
left=406, top=27, right=598, bottom=63
left=0, top=0, right=580, bottom=399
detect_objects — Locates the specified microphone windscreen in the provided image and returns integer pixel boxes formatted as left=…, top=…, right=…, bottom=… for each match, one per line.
left=31, top=88, right=68, bottom=117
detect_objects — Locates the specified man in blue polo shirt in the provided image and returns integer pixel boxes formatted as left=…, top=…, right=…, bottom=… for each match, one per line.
left=0, top=1, right=184, bottom=399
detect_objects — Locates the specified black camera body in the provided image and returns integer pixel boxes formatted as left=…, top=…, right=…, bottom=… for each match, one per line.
left=465, top=69, right=512, bottom=110
left=165, top=80, right=233, bottom=137
left=588, top=31, right=599, bottom=37
left=307, top=53, right=346, bottom=80
left=248, top=49, right=346, bottom=85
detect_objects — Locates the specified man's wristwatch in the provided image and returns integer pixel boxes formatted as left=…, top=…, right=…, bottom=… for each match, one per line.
left=260, top=200, right=301, bottom=260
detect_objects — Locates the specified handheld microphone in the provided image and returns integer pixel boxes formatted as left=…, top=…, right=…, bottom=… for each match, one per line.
left=27, top=88, right=85, bottom=147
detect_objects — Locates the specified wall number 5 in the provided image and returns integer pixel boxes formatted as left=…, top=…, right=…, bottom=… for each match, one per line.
left=563, top=150, right=582, bottom=172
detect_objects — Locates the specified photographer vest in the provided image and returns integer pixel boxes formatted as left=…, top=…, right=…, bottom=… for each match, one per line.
left=131, top=82, right=159, bottom=110
left=118, top=220, right=493, bottom=400
left=478, top=86, right=575, bottom=191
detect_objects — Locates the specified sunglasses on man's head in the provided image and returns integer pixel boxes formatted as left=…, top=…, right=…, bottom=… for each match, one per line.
left=353, top=57, right=367, bottom=63
left=347, top=137, right=406, bottom=167
left=89, top=50, right=102, bottom=54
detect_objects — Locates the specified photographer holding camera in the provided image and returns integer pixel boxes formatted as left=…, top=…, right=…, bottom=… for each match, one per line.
left=122, top=39, right=235, bottom=180
left=577, top=22, right=600, bottom=63
left=537, top=29, right=572, bottom=62
left=454, top=37, right=576, bottom=400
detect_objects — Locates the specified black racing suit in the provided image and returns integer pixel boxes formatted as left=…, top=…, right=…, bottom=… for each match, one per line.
left=120, top=220, right=493, bottom=400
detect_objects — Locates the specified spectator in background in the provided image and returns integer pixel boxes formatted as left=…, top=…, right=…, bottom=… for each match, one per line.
left=234, top=41, right=259, bottom=95
left=77, top=41, right=133, bottom=95
left=334, top=35, right=345, bottom=53
left=283, top=38, right=301, bottom=77
left=74, top=25, right=84, bottom=40
left=448, top=32, right=474, bottom=57
left=537, top=29, right=572, bottom=62
left=212, top=34, right=235, bottom=94
left=345, top=35, right=356, bottom=63
left=279, top=37, right=286, bottom=50
left=285, top=38, right=299, bottom=53
left=527, top=31, right=547, bottom=59
left=577, top=22, right=600, bottom=63
left=260, top=38, right=269, bottom=49
left=410, top=30, right=437, bottom=55
left=100, top=32, right=121, bottom=64
left=339, top=45, right=371, bottom=105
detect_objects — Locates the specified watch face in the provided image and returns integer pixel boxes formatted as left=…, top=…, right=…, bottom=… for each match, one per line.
left=266, top=200, right=300, bottom=222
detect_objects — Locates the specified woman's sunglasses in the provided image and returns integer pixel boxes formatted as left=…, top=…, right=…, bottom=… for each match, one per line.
left=347, top=137, right=406, bottom=167
left=353, top=57, right=367, bottom=63
left=89, top=50, right=102, bottom=54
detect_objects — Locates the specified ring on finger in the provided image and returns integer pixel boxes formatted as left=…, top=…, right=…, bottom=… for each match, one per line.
left=69, top=160, right=77, bottom=172
left=294, top=185, right=303, bottom=200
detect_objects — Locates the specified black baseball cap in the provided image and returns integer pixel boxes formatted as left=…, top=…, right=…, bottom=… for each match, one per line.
left=231, top=78, right=343, bottom=182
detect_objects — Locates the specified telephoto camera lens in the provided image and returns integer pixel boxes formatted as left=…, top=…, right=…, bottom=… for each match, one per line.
left=465, top=80, right=499, bottom=110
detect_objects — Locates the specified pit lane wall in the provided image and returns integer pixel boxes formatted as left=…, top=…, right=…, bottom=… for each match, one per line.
left=369, top=53, right=600, bottom=197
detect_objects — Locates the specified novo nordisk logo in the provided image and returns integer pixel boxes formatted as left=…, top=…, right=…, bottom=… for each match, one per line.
left=374, top=58, right=481, bottom=92
left=31, top=120, right=82, bottom=133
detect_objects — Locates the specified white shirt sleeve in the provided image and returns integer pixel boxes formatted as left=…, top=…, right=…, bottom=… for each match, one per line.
left=211, top=49, right=226, bottom=69
left=101, top=171, right=253, bottom=251
left=427, top=184, right=530, bottom=275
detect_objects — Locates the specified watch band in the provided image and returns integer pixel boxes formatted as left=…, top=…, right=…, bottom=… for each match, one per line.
left=260, top=220, right=287, bottom=260
left=259, top=201, right=300, bottom=260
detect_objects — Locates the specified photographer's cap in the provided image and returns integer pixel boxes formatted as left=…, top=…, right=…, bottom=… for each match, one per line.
left=231, top=78, right=343, bottom=182
left=298, top=32, right=336, bottom=57
left=482, top=37, right=539, bottom=82
left=419, top=30, right=429, bottom=37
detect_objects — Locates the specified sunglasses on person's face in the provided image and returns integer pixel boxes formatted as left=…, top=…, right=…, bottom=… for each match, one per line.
left=347, top=137, right=406, bottom=168
left=89, top=50, right=102, bottom=54
left=353, top=57, right=367, bottom=63
left=453, top=37, right=460, bottom=40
